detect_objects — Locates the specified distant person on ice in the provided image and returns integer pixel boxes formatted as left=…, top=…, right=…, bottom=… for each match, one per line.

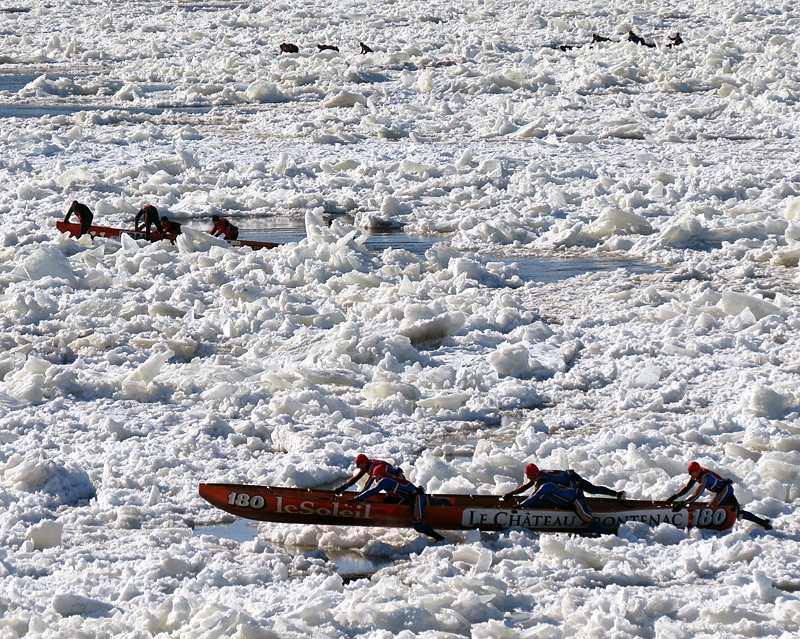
left=210, top=215, right=239, bottom=241
left=504, top=464, right=624, bottom=534
left=347, top=463, right=445, bottom=541
left=135, top=204, right=160, bottom=240
left=334, top=454, right=405, bottom=494
left=63, top=200, right=93, bottom=238
left=666, top=461, right=772, bottom=529
left=159, top=215, right=181, bottom=236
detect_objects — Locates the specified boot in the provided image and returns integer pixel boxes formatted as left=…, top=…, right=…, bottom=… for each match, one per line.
left=414, top=522, right=446, bottom=542
left=742, top=511, right=772, bottom=530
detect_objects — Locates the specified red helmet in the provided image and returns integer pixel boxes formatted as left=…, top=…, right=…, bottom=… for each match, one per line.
left=688, top=461, right=702, bottom=474
left=525, top=463, right=540, bottom=479
left=372, top=464, right=388, bottom=479
left=355, top=454, right=370, bottom=468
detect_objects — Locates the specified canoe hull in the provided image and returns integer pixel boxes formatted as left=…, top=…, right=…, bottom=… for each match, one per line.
left=198, top=483, right=738, bottom=534
left=57, top=221, right=178, bottom=243
left=56, top=221, right=280, bottom=250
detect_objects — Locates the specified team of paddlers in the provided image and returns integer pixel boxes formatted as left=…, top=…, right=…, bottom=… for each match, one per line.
left=336, top=455, right=772, bottom=540
left=63, top=200, right=237, bottom=242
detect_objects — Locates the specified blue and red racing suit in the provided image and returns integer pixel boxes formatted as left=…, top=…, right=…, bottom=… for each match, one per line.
left=520, top=478, right=593, bottom=524
left=505, top=469, right=615, bottom=527
left=349, top=472, right=445, bottom=541
left=504, top=470, right=573, bottom=497
left=334, top=459, right=405, bottom=494
left=669, top=468, right=734, bottom=508
left=351, top=475, right=426, bottom=522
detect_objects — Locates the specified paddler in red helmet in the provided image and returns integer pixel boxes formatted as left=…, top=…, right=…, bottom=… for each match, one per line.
left=333, top=453, right=405, bottom=494
left=666, top=461, right=772, bottom=529
left=348, top=463, right=445, bottom=542
left=504, top=463, right=625, bottom=501
left=504, top=464, right=623, bottom=534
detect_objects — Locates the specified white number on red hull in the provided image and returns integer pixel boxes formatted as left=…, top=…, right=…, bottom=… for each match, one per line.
left=227, top=492, right=265, bottom=510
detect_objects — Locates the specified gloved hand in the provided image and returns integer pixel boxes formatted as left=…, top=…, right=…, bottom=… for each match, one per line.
left=615, top=491, right=625, bottom=500
left=333, top=485, right=348, bottom=495
left=671, top=501, right=686, bottom=512
left=665, top=495, right=677, bottom=505
left=502, top=493, right=516, bottom=501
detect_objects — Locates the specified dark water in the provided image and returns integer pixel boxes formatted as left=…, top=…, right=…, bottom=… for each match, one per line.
left=194, top=518, right=258, bottom=543
left=241, top=226, right=441, bottom=255
left=0, top=74, right=39, bottom=94
left=193, top=519, right=395, bottom=579
left=506, top=255, right=658, bottom=283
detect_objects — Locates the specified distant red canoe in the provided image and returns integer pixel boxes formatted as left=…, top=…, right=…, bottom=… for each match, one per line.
left=199, top=483, right=738, bottom=535
left=56, top=221, right=281, bottom=250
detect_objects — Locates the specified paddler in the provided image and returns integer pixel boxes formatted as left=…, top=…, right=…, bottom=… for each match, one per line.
left=666, top=461, right=772, bottom=529
left=135, top=204, right=160, bottom=240
left=333, top=454, right=405, bottom=494
left=159, top=215, right=182, bottom=236
left=504, top=464, right=623, bottom=534
left=210, top=215, right=239, bottom=241
left=504, top=464, right=625, bottom=501
left=348, top=464, right=445, bottom=542
left=63, top=200, right=93, bottom=238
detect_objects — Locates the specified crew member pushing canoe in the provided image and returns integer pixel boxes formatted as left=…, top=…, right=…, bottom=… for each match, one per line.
left=135, top=204, right=160, bottom=240
left=64, top=200, right=93, bottom=238
left=160, top=215, right=182, bottom=236
left=504, top=464, right=623, bottom=534
left=348, top=464, right=445, bottom=542
left=210, top=215, right=239, bottom=241
left=667, top=462, right=771, bottom=529
left=334, top=454, right=405, bottom=494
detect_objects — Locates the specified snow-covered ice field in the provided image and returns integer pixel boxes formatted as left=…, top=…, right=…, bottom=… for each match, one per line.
left=2, top=0, right=800, bottom=636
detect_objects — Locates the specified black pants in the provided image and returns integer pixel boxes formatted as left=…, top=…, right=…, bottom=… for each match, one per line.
left=576, top=478, right=618, bottom=498
left=78, top=213, right=93, bottom=238
left=718, top=492, right=770, bottom=527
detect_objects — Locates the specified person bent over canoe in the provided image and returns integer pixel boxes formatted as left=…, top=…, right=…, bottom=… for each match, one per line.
left=504, top=464, right=622, bottom=534
left=334, top=453, right=405, bottom=494
left=64, top=200, right=93, bottom=238
left=159, top=215, right=182, bottom=236
left=667, top=461, right=771, bottom=529
left=135, top=204, right=160, bottom=240
left=210, top=215, right=239, bottom=241
left=349, top=464, right=445, bottom=541
left=504, top=464, right=624, bottom=501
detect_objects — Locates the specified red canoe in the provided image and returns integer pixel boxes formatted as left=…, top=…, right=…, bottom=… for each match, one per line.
left=198, top=483, right=738, bottom=534
left=56, top=221, right=281, bottom=250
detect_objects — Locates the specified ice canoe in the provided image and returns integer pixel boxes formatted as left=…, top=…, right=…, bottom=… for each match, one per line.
left=198, top=483, right=738, bottom=534
left=56, top=221, right=281, bottom=250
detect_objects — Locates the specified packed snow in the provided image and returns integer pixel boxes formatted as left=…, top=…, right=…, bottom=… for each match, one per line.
left=2, top=0, right=800, bottom=636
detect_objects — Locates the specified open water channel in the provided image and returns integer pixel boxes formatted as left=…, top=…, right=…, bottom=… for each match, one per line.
left=186, top=215, right=659, bottom=284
